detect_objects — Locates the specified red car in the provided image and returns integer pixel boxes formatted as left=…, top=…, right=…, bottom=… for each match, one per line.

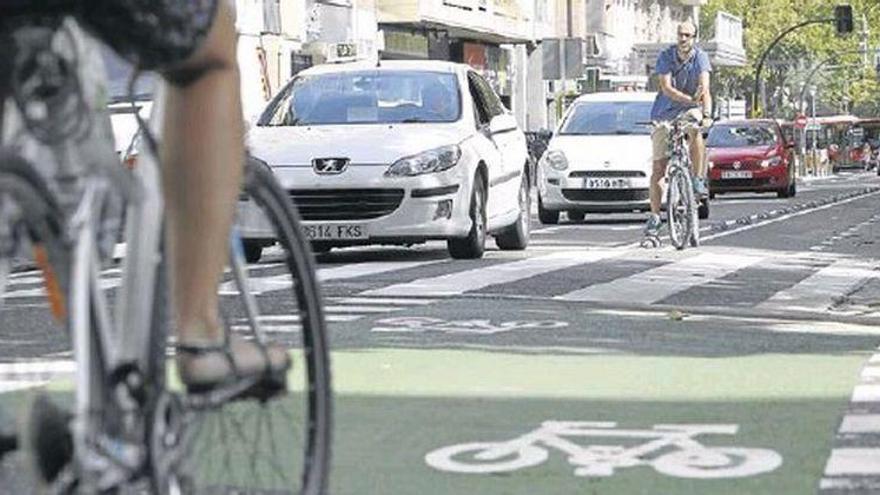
left=707, top=119, right=797, bottom=198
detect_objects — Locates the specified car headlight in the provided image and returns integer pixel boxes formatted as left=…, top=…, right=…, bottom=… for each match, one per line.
left=542, top=150, right=569, bottom=171
left=385, top=145, right=462, bottom=177
left=760, top=156, right=782, bottom=168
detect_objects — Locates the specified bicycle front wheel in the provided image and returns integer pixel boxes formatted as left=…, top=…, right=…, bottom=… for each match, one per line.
left=666, top=167, right=695, bottom=250
left=176, top=159, right=332, bottom=494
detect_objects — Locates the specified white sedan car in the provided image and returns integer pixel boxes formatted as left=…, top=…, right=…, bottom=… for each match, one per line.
left=537, top=92, right=657, bottom=223
left=240, top=60, right=531, bottom=260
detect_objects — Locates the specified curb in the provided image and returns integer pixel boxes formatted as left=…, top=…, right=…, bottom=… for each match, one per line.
left=707, top=186, right=880, bottom=234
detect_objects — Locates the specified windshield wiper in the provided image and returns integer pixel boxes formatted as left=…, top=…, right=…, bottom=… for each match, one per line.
left=613, top=130, right=634, bottom=135
left=401, top=117, right=428, bottom=123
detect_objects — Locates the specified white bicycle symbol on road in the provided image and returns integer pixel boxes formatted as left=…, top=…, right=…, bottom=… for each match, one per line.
left=371, top=317, right=569, bottom=335
left=425, top=421, right=782, bottom=479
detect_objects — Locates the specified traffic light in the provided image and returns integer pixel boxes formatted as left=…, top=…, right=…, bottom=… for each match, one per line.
left=835, top=5, right=854, bottom=35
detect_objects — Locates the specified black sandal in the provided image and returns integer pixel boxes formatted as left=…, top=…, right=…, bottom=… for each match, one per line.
left=176, top=334, right=291, bottom=396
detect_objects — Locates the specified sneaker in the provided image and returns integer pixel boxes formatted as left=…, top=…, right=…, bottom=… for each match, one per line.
left=643, top=214, right=661, bottom=236
left=692, top=177, right=708, bottom=197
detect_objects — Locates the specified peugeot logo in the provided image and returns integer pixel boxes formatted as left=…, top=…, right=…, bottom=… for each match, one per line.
left=732, top=161, right=742, bottom=170
left=313, top=157, right=350, bottom=175
left=603, top=160, right=611, bottom=168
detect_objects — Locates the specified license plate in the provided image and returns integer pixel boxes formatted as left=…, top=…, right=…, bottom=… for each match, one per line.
left=721, top=170, right=753, bottom=179
left=303, top=223, right=367, bottom=240
left=584, top=177, right=631, bottom=189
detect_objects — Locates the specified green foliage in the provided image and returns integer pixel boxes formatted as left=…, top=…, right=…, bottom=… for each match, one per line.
left=701, top=0, right=880, bottom=117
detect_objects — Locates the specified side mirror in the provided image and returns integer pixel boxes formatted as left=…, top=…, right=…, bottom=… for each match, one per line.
left=489, top=114, right=518, bottom=135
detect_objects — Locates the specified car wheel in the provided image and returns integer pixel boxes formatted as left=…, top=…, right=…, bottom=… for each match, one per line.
left=537, top=194, right=559, bottom=224
left=567, top=210, right=585, bottom=222
left=495, top=172, right=531, bottom=250
left=243, top=240, right=263, bottom=263
left=448, top=175, right=487, bottom=259
left=709, top=191, right=716, bottom=200
left=698, top=198, right=709, bottom=219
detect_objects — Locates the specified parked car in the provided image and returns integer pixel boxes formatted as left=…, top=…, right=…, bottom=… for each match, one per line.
left=537, top=92, right=659, bottom=224
left=241, top=60, right=531, bottom=260
left=707, top=119, right=796, bottom=198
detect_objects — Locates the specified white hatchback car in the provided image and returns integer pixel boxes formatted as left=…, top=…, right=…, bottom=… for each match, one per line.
left=537, top=92, right=657, bottom=223
left=240, top=60, right=531, bottom=259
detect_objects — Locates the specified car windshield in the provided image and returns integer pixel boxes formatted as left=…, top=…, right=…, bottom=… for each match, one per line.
left=708, top=125, right=778, bottom=148
left=558, top=101, right=652, bottom=136
left=258, top=70, right=461, bottom=126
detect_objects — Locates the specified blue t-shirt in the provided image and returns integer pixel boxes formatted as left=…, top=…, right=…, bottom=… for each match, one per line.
left=650, top=45, right=712, bottom=121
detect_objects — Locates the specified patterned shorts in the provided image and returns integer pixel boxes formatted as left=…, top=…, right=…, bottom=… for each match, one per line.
left=80, top=0, right=219, bottom=70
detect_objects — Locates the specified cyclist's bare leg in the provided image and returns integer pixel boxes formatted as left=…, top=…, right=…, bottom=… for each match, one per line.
left=649, top=158, right=668, bottom=215
left=160, top=2, right=240, bottom=345
left=158, top=3, right=288, bottom=387
left=689, top=130, right=705, bottom=178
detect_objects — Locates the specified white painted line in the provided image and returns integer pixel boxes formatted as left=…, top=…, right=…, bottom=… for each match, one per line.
left=758, top=260, right=879, bottom=313
left=334, top=297, right=437, bottom=306
left=839, top=415, right=880, bottom=434
left=324, top=305, right=407, bottom=314
left=318, top=261, right=443, bottom=282
left=825, top=448, right=880, bottom=475
left=861, top=367, right=880, bottom=380
left=0, top=380, right=47, bottom=393
left=870, top=354, right=880, bottom=364
left=852, top=385, right=880, bottom=402
left=704, top=189, right=880, bottom=242
left=232, top=323, right=301, bottom=333
left=0, top=360, right=76, bottom=375
left=557, top=251, right=764, bottom=304
left=218, top=260, right=442, bottom=295
left=361, top=249, right=624, bottom=297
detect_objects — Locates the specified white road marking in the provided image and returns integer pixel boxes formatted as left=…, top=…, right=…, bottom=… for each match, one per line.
left=557, top=251, right=765, bottom=304
left=824, top=449, right=880, bottom=475
left=839, top=415, right=880, bottom=434
left=361, top=249, right=624, bottom=297
left=757, top=260, right=879, bottom=313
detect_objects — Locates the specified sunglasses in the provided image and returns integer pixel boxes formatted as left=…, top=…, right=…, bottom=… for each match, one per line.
left=677, top=32, right=694, bottom=39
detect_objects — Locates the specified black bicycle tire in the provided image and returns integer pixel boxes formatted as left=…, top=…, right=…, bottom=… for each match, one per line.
left=666, top=166, right=693, bottom=250
left=238, top=159, right=332, bottom=494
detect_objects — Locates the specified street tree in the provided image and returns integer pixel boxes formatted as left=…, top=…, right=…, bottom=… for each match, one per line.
left=700, top=0, right=880, bottom=117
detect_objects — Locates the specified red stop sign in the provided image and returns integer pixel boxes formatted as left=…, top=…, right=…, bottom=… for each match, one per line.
left=794, top=114, right=808, bottom=128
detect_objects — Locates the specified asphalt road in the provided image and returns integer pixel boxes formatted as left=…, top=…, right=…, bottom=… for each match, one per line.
left=2, top=171, right=880, bottom=494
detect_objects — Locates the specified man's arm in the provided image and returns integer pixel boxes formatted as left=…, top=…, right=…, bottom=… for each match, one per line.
left=659, top=73, right=698, bottom=105
left=697, top=71, right=711, bottom=116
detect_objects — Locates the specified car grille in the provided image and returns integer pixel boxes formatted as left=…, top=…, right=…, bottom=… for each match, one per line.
left=569, top=170, right=646, bottom=178
left=289, top=189, right=405, bottom=221
left=562, top=189, right=649, bottom=202
left=713, top=161, right=761, bottom=170
left=710, top=178, right=773, bottom=188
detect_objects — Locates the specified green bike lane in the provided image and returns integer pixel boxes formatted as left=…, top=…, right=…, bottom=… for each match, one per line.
left=325, top=298, right=880, bottom=495
left=0, top=297, right=877, bottom=493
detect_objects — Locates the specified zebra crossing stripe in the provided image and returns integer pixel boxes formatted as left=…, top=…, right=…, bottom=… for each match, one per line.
left=361, top=248, right=623, bottom=297
left=335, top=297, right=437, bottom=306
left=758, top=260, right=879, bottom=313
left=556, top=251, right=765, bottom=304
left=217, top=260, right=442, bottom=295
left=839, top=415, right=880, bottom=434
left=824, top=449, right=880, bottom=475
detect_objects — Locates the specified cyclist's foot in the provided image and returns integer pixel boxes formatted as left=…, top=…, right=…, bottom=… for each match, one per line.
left=643, top=213, right=661, bottom=237
left=692, top=177, right=708, bottom=197
left=176, top=334, right=291, bottom=396
left=22, top=393, right=73, bottom=484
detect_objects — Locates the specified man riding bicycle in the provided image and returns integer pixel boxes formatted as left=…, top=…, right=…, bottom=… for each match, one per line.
left=645, top=20, right=713, bottom=239
left=0, top=0, right=289, bottom=480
